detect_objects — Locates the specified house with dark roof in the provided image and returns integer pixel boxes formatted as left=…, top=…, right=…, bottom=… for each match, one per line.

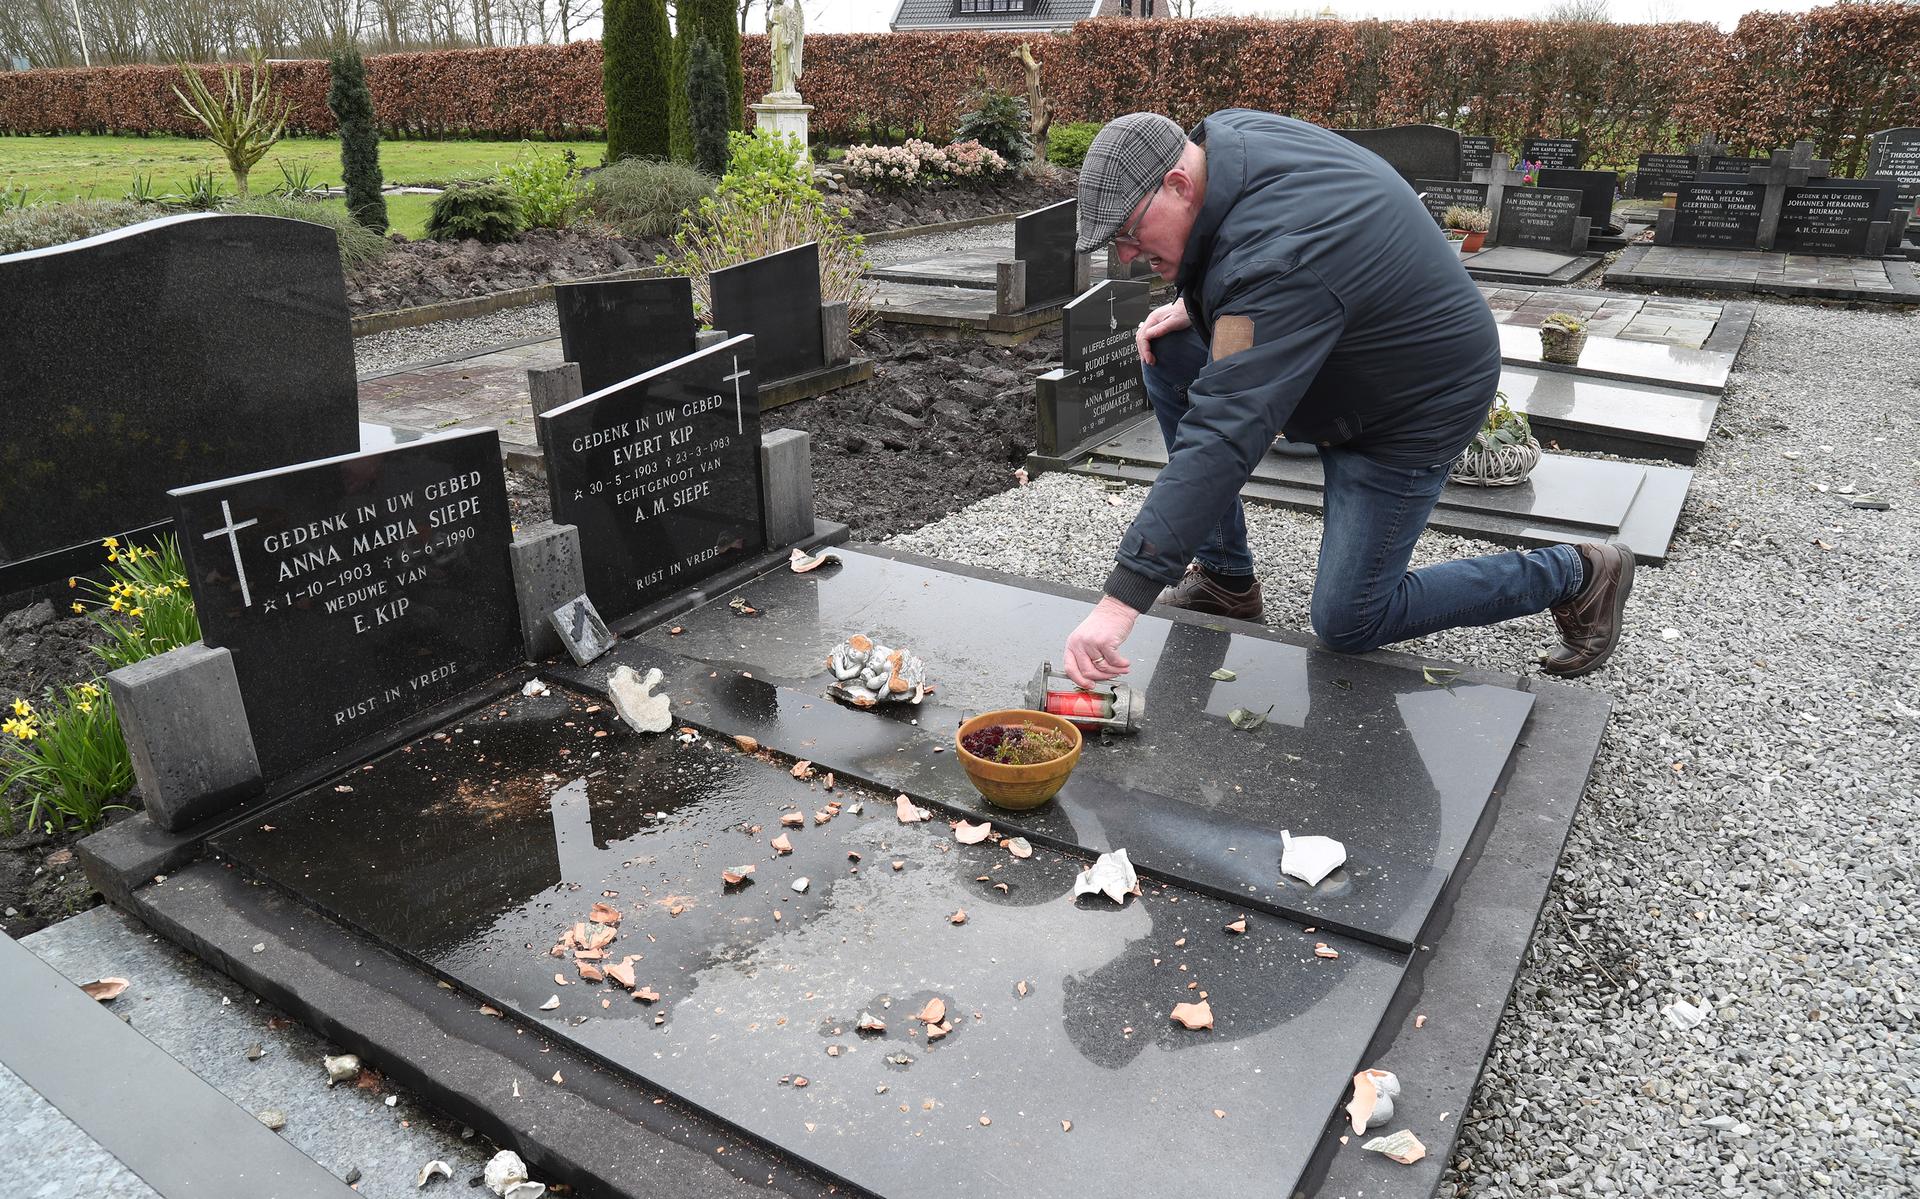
left=890, top=0, right=1161, bottom=34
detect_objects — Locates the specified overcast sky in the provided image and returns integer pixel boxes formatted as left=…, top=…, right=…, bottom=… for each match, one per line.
left=799, top=0, right=1828, bottom=33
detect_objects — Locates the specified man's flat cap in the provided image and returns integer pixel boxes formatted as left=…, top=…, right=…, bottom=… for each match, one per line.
left=1075, top=112, right=1188, bottom=254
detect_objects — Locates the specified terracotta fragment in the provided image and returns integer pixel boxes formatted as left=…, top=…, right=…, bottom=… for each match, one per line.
left=1170, top=1000, right=1214, bottom=1030
left=953, top=820, right=994, bottom=845
left=771, top=833, right=793, bottom=855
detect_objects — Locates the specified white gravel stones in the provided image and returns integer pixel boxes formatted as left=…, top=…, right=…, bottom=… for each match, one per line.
left=887, top=298, right=1920, bottom=1198
left=353, top=300, right=562, bottom=378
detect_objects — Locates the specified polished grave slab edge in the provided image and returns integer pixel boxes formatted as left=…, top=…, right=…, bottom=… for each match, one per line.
left=0, top=932, right=355, bottom=1199
left=207, top=704, right=1407, bottom=1199
left=1071, top=432, right=1691, bottom=566
left=101, top=543, right=1611, bottom=1199
left=539, top=548, right=1537, bottom=951
left=1606, top=245, right=1920, bottom=305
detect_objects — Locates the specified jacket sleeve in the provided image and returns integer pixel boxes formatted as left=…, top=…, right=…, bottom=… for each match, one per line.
left=1103, top=260, right=1346, bottom=612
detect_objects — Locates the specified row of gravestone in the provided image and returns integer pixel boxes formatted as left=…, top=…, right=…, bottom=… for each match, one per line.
left=0, top=215, right=857, bottom=599
left=1648, top=136, right=1914, bottom=258
left=1334, top=125, right=1589, bottom=185
left=1634, top=129, right=1920, bottom=232
left=129, top=327, right=810, bottom=832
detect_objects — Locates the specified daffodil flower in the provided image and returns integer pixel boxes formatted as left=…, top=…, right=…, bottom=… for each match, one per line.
left=70, top=602, right=84, bottom=614
left=10, top=698, right=29, bottom=717
left=102, top=536, right=119, bottom=549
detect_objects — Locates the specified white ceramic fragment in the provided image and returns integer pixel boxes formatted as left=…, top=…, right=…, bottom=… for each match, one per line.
left=483, top=1150, right=529, bottom=1196
left=792, top=877, right=811, bottom=893
left=607, top=666, right=671, bottom=734
left=323, top=1053, right=360, bottom=1085
left=502, top=1185, right=547, bottom=1199
left=416, top=1160, right=453, bottom=1188
left=521, top=678, right=551, bottom=697
left=1663, top=998, right=1709, bottom=1030
left=539, top=995, right=560, bottom=1011
left=1346, top=1068, right=1401, bottom=1133
left=1360, top=1129, right=1426, bottom=1165
left=1281, top=830, right=1347, bottom=887
left=1072, top=849, right=1139, bottom=905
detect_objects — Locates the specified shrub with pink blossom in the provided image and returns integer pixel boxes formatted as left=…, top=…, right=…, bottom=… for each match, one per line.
left=838, top=137, right=1010, bottom=190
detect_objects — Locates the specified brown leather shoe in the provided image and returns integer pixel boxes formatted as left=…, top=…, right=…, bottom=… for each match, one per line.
left=1156, top=564, right=1265, bottom=622
left=1541, top=541, right=1635, bottom=678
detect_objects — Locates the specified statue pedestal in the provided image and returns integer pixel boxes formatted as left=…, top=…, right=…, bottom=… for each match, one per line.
left=750, top=93, right=813, bottom=164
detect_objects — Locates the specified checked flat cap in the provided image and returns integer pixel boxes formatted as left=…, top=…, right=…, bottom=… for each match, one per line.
left=1075, top=112, right=1189, bottom=253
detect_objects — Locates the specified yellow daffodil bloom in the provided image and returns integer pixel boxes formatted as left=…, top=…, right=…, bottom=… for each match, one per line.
left=129, top=607, right=144, bottom=617
left=70, top=602, right=84, bottom=614
left=67, top=576, right=77, bottom=588
left=102, top=536, right=119, bottom=549
left=75, top=702, right=93, bottom=715
left=10, top=698, right=28, bottom=717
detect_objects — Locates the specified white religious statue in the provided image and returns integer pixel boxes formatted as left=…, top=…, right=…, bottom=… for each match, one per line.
left=767, top=0, right=804, bottom=98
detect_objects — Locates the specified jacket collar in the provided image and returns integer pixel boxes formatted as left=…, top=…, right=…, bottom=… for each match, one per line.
left=1176, top=115, right=1246, bottom=297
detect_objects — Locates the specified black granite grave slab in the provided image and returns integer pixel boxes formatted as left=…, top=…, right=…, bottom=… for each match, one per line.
left=212, top=691, right=1409, bottom=1199
left=711, top=244, right=825, bottom=385
left=0, top=213, right=358, bottom=575
left=1460, top=135, right=1496, bottom=172
left=170, top=428, right=520, bottom=781
left=1035, top=279, right=1154, bottom=459
left=1634, top=153, right=1697, bottom=198
left=1607, top=244, right=1920, bottom=304
left=1073, top=423, right=1691, bottom=564
left=1537, top=168, right=1620, bottom=233
left=1775, top=183, right=1878, bottom=255
left=1014, top=198, right=1079, bottom=309
left=1671, top=181, right=1765, bottom=247
left=539, top=335, right=767, bottom=623
left=566, top=550, right=1537, bottom=951
left=1414, top=179, right=1489, bottom=225
left=1459, top=246, right=1601, bottom=287
left=1497, top=366, right=1718, bottom=464
left=556, top=276, right=699, bottom=395
left=1336, top=124, right=1463, bottom=185
left=1519, top=137, right=1582, bottom=170
left=1496, top=186, right=1584, bottom=251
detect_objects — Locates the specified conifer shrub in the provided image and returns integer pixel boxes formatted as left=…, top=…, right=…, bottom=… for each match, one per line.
left=685, top=35, right=733, bottom=179
left=425, top=182, right=525, bottom=243
left=326, top=46, right=389, bottom=234
left=603, top=0, right=673, bottom=162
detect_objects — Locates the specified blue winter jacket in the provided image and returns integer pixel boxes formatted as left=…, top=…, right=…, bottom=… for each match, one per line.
left=1104, top=109, right=1501, bottom=613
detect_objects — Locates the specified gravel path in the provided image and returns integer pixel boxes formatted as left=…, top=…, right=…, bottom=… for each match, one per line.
left=351, top=221, right=1022, bottom=379
left=888, top=299, right=1920, bottom=1198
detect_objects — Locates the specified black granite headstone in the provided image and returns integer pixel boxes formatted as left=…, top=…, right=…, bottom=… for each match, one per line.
left=1335, top=124, right=1464, bottom=185
left=0, top=213, right=358, bottom=576
left=1035, top=280, right=1153, bottom=457
left=1775, top=184, right=1877, bottom=255
left=555, top=277, right=698, bottom=396
left=1708, top=155, right=1769, bottom=175
left=170, top=429, right=519, bottom=780
left=1497, top=186, right=1584, bottom=250
left=1520, top=137, right=1584, bottom=170
left=1670, top=181, right=1766, bottom=247
left=1415, top=179, right=1491, bottom=225
left=1867, top=126, right=1920, bottom=245
left=539, top=335, right=767, bottom=623
left=1537, top=168, right=1620, bottom=233
left=1634, top=153, right=1698, bottom=199
left=1013, top=198, right=1079, bottom=309
left=710, top=244, right=823, bottom=385
left=1461, top=135, right=1496, bottom=172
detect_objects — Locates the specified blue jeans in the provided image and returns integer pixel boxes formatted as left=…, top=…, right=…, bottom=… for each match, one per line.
left=1142, top=326, right=1586, bottom=654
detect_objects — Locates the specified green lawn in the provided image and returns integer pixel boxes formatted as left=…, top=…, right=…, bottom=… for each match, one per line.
left=0, top=134, right=606, bottom=238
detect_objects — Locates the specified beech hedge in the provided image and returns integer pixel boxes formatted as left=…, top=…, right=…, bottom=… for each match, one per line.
left=1, top=6, right=1914, bottom=173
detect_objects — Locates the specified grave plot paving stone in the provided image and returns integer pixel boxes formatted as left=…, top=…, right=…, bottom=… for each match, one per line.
left=171, top=428, right=522, bottom=781
left=1074, top=423, right=1691, bottom=565
left=1491, top=321, right=1735, bottom=392
left=540, top=336, right=767, bottom=623
left=211, top=690, right=1408, bottom=1199
left=1606, top=244, right=1920, bottom=304
left=548, top=550, right=1536, bottom=951
left=1458, top=245, right=1600, bottom=286
left=0, top=213, right=360, bottom=593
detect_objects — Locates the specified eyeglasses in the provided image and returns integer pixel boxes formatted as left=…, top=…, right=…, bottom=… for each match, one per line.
left=1113, top=186, right=1161, bottom=249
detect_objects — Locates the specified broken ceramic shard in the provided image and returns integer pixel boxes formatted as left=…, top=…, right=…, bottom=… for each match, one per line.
left=790, top=547, right=841, bottom=573
left=502, top=1185, right=546, bottom=1199
left=416, top=1159, right=453, bottom=1187
left=895, top=794, right=931, bottom=823
left=323, top=1053, right=361, bottom=1085
left=857, top=1011, right=887, bottom=1033
left=1072, top=848, right=1140, bottom=905
left=539, top=995, right=560, bottom=1011
left=1280, top=829, right=1347, bottom=886
left=953, top=819, right=993, bottom=845
left=1360, top=1128, right=1426, bottom=1165
left=1346, top=1068, right=1401, bottom=1134
left=483, top=1151, right=529, bottom=1197
left=1663, top=998, right=1709, bottom=1030
left=1170, top=1000, right=1214, bottom=1030
left=520, top=678, right=551, bottom=698
left=825, top=633, right=929, bottom=707
left=607, top=665, right=671, bottom=733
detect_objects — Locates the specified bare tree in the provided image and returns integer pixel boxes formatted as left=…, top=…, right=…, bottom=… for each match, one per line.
left=1540, top=0, right=1609, bottom=22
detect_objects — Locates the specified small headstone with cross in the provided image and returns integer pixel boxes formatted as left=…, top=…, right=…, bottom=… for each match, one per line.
left=1470, top=153, right=1532, bottom=246
left=1749, top=141, right=1834, bottom=250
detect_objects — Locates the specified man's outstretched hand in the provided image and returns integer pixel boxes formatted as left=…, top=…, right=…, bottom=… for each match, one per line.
left=1064, top=597, right=1141, bottom=688
left=1135, top=300, right=1191, bottom=367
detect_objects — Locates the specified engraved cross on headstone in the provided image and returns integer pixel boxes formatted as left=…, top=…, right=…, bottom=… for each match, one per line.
left=724, top=356, right=751, bottom=435
left=1749, top=141, right=1832, bottom=251
left=202, top=499, right=258, bottom=608
left=1470, top=152, right=1530, bottom=246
